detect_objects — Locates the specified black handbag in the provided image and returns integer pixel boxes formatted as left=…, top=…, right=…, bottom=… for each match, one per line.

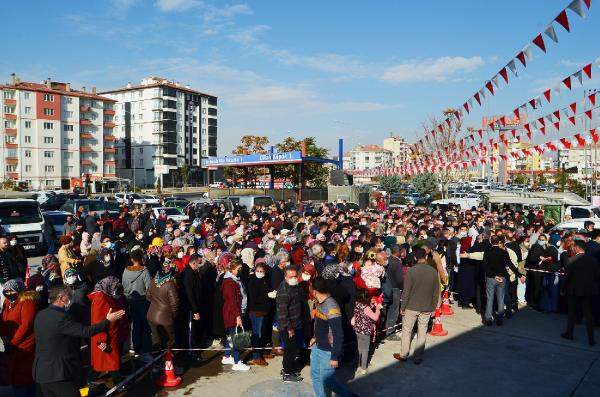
left=229, top=326, right=252, bottom=350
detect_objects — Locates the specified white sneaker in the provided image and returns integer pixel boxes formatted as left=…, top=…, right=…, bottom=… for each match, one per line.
left=232, top=362, right=250, bottom=371
left=221, top=356, right=235, bottom=365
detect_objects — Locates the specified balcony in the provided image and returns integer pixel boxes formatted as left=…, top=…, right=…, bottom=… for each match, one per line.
left=7, top=172, right=18, bottom=179
left=5, top=143, right=18, bottom=149
left=80, top=106, right=91, bottom=112
left=103, top=160, right=116, bottom=165
left=5, top=128, right=17, bottom=135
left=6, top=157, right=18, bottom=164
left=80, top=146, right=93, bottom=152
left=4, top=114, right=16, bottom=120
left=103, top=109, right=115, bottom=115
left=104, top=147, right=116, bottom=153
left=80, top=132, right=94, bottom=139
left=103, top=122, right=115, bottom=128
left=80, top=119, right=93, bottom=125
left=80, top=160, right=93, bottom=166
left=103, top=134, right=116, bottom=141
left=4, top=99, right=16, bottom=106
left=105, top=173, right=116, bottom=177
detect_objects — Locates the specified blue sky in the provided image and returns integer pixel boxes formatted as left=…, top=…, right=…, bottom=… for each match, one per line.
left=1, top=0, right=599, bottom=156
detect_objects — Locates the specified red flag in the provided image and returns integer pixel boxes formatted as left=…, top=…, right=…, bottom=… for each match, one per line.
left=584, top=0, right=591, bottom=9
left=480, top=158, right=487, bottom=164
left=500, top=133, right=505, bottom=142
left=526, top=130, right=532, bottom=139
left=490, top=156, right=497, bottom=163
left=494, top=143, right=499, bottom=150
left=543, top=89, right=551, bottom=102
left=553, top=110, right=561, bottom=120
left=563, top=76, right=572, bottom=90
left=591, top=129, right=599, bottom=144
left=499, top=154, right=507, bottom=161
left=532, top=34, right=546, bottom=52
left=499, top=67, right=509, bottom=84
left=590, top=93, right=596, bottom=106
left=477, top=129, right=483, bottom=139
left=555, top=10, right=570, bottom=32
left=586, top=110, right=592, bottom=120
left=554, top=121, right=560, bottom=131
left=529, top=98, right=537, bottom=108
left=516, top=51, right=527, bottom=67
left=560, top=138, right=572, bottom=149
left=486, top=81, right=494, bottom=95
left=489, top=121, right=495, bottom=131
left=575, top=133, right=586, bottom=146
left=471, top=160, right=477, bottom=167
left=583, top=63, right=592, bottom=79
left=513, top=108, right=520, bottom=118
left=464, top=102, right=469, bottom=114
left=570, top=102, right=577, bottom=113
left=537, top=117, right=546, bottom=127
left=474, top=92, right=481, bottom=105
left=540, top=127, right=546, bottom=135
left=454, top=110, right=460, bottom=120
left=569, top=116, right=576, bottom=125
left=511, top=129, right=517, bottom=138
left=524, top=123, right=531, bottom=134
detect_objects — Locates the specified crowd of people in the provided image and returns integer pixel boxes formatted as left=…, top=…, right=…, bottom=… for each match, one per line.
left=1, top=196, right=600, bottom=397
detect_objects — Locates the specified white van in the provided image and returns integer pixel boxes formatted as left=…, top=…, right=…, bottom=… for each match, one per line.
left=227, top=195, right=273, bottom=210
left=0, top=199, right=45, bottom=254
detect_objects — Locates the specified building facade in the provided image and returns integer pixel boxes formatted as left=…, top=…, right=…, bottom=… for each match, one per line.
left=558, top=145, right=600, bottom=181
left=100, top=77, right=217, bottom=188
left=383, top=136, right=410, bottom=166
left=0, top=75, right=116, bottom=190
left=346, top=144, right=392, bottom=170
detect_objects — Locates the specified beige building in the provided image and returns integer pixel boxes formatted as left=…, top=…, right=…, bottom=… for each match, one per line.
left=383, top=136, right=410, bottom=166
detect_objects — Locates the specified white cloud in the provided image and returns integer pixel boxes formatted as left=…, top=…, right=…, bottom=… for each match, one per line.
left=156, top=0, right=201, bottom=12
left=229, top=25, right=270, bottom=44
left=230, top=85, right=315, bottom=107
left=380, top=56, right=484, bottom=84
left=202, top=4, right=251, bottom=22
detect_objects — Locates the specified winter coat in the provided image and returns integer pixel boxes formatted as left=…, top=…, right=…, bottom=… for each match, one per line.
left=0, top=291, right=39, bottom=386
left=146, top=278, right=179, bottom=328
left=221, top=277, right=241, bottom=329
left=88, top=291, right=129, bottom=372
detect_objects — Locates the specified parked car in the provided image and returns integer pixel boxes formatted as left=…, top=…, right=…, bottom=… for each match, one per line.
left=58, top=199, right=121, bottom=219
left=141, top=194, right=160, bottom=204
left=114, top=193, right=148, bottom=204
left=153, top=207, right=188, bottom=224
left=43, top=211, right=77, bottom=236
left=551, top=218, right=600, bottom=232
left=0, top=199, right=46, bottom=254
left=164, top=200, right=190, bottom=212
left=565, top=206, right=600, bottom=219
left=225, top=195, right=273, bottom=210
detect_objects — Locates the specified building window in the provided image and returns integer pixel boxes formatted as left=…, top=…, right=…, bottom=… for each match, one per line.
left=25, top=165, right=32, bottom=172
left=24, top=106, right=31, bottom=114
left=138, top=113, right=143, bottom=120
left=44, top=94, right=54, bottom=102
left=139, top=158, right=143, bottom=166
left=5, top=165, right=16, bottom=173
left=64, top=111, right=73, bottom=118
left=3, top=106, right=14, bottom=113
left=6, top=149, right=17, bottom=157
left=43, top=151, right=54, bottom=158
left=66, top=97, right=73, bottom=104
left=45, top=180, right=53, bottom=187
left=202, top=149, right=207, bottom=156
left=202, top=108, right=206, bottom=114
left=44, top=137, right=54, bottom=144
left=63, top=124, right=73, bottom=132
left=63, top=165, right=74, bottom=173
left=63, top=152, right=73, bottom=159
left=25, top=150, right=32, bottom=157
left=24, top=92, right=30, bottom=99
left=44, top=165, right=54, bottom=172
left=64, top=138, right=73, bottom=145
left=43, top=122, right=53, bottom=129
left=25, top=121, right=31, bottom=128
left=43, top=108, right=54, bottom=116
left=202, top=118, right=206, bottom=124
left=24, top=135, right=31, bottom=143
left=139, top=147, right=143, bottom=153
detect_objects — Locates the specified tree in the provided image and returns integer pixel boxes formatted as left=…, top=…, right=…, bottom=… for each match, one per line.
left=416, top=109, right=462, bottom=198
left=225, top=135, right=270, bottom=187
left=535, top=173, right=548, bottom=186
left=274, top=136, right=329, bottom=188
left=179, top=163, right=190, bottom=187
left=378, top=175, right=403, bottom=193
left=411, top=173, right=438, bottom=197
left=512, top=173, right=529, bottom=185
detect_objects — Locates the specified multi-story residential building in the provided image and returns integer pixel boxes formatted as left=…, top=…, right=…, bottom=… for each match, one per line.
left=383, top=136, right=410, bottom=166
left=558, top=145, right=600, bottom=181
left=0, top=74, right=116, bottom=190
left=346, top=144, right=392, bottom=171
left=100, top=77, right=217, bottom=187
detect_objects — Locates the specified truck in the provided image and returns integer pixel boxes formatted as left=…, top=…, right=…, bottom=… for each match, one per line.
left=0, top=199, right=46, bottom=254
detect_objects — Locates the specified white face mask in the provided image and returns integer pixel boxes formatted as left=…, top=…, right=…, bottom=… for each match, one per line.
left=65, top=275, right=77, bottom=285
left=137, top=234, right=144, bottom=240
left=255, top=272, right=265, bottom=279
left=103, top=255, right=111, bottom=263
left=180, top=226, right=186, bottom=231
left=177, top=251, right=184, bottom=259
left=166, top=228, right=173, bottom=233
left=355, top=247, right=363, bottom=253
left=360, top=221, right=367, bottom=226
left=148, top=232, right=154, bottom=237
left=301, top=273, right=311, bottom=281
left=9, top=240, right=17, bottom=246
left=286, top=277, right=298, bottom=286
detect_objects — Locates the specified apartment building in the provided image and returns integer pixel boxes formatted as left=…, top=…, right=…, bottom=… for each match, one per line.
left=383, top=136, right=410, bottom=166
left=100, top=77, right=217, bottom=187
left=347, top=144, right=392, bottom=171
left=0, top=74, right=116, bottom=190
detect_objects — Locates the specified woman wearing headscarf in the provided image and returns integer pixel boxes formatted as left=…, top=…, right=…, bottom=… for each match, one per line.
left=88, top=276, right=129, bottom=385
left=57, top=235, right=82, bottom=278
left=64, top=267, right=91, bottom=325
left=0, top=279, right=39, bottom=397
left=146, top=260, right=179, bottom=350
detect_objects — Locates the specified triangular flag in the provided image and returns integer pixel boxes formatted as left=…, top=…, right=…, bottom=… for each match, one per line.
left=537, top=117, right=546, bottom=127
left=584, top=0, right=591, bottom=10
left=570, top=102, right=577, bottom=113
left=492, top=75, right=500, bottom=89
left=544, top=24, right=559, bottom=43
left=553, top=110, right=561, bottom=120
left=563, top=76, right=572, bottom=90
left=532, top=34, right=546, bottom=52
left=464, top=102, right=469, bottom=114
left=486, top=81, right=494, bottom=95
left=554, top=121, right=560, bottom=131
left=555, top=10, right=570, bottom=32
left=516, top=51, right=527, bottom=67
left=506, top=60, right=518, bottom=76
left=586, top=110, right=592, bottom=119
left=591, top=129, right=599, bottom=144
left=526, top=130, right=532, bottom=140
left=568, top=0, right=586, bottom=18
left=569, top=116, right=576, bottom=125
left=589, top=93, right=596, bottom=106
left=477, top=129, right=483, bottom=138
left=474, top=92, right=481, bottom=105
left=523, top=45, right=533, bottom=61
left=499, top=67, right=509, bottom=83
left=468, top=97, right=474, bottom=108
left=524, top=123, right=531, bottom=134
left=560, top=138, right=572, bottom=149
left=540, top=127, right=546, bottom=135
left=543, top=89, right=551, bottom=102
left=573, top=70, right=583, bottom=85
left=479, top=88, right=487, bottom=100
left=554, top=83, right=561, bottom=95
left=513, top=108, right=520, bottom=118
left=583, top=63, right=592, bottom=79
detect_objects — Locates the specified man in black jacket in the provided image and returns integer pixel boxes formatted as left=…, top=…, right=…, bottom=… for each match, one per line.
left=561, top=240, right=600, bottom=346
left=33, top=284, right=125, bottom=397
left=276, top=266, right=303, bottom=382
left=482, top=235, right=521, bottom=326
left=385, top=246, right=405, bottom=339
left=179, top=254, right=204, bottom=356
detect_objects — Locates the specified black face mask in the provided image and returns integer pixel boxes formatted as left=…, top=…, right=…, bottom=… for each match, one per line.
left=3, top=292, right=17, bottom=303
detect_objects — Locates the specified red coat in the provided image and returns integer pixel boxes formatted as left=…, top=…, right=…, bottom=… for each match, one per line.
left=0, top=291, right=39, bottom=386
left=88, top=291, right=129, bottom=372
left=221, top=277, right=241, bottom=329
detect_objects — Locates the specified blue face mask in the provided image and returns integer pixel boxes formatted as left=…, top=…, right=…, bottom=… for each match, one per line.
left=349, top=267, right=356, bottom=277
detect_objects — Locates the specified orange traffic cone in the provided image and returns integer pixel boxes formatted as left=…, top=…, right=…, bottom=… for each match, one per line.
left=155, top=349, right=182, bottom=387
left=441, top=290, right=454, bottom=316
left=429, top=308, right=448, bottom=337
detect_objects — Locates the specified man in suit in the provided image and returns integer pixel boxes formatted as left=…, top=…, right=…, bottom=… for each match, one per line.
left=33, top=284, right=125, bottom=397
left=562, top=239, right=600, bottom=346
